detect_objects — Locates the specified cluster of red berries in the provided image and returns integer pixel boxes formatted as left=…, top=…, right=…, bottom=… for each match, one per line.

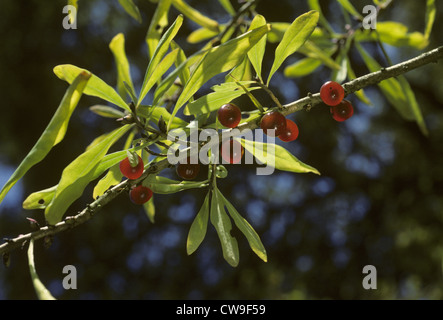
left=119, top=153, right=153, bottom=205
left=320, top=81, right=354, bottom=121
left=218, top=103, right=300, bottom=142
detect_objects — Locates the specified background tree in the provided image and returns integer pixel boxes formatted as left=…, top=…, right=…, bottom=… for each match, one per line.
left=0, top=0, right=442, bottom=299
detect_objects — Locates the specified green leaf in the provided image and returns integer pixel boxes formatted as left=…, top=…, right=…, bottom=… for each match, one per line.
left=118, top=0, right=142, bottom=23
left=355, top=42, right=428, bottom=135
left=240, top=139, right=320, bottom=175
left=143, top=194, right=156, bottom=223
left=22, top=186, right=58, bottom=210
left=171, top=0, right=219, bottom=32
left=210, top=188, right=239, bottom=267
left=139, top=15, right=183, bottom=105
left=54, top=64, right=130, bottom=112
left=298, top=40, right=340, bottom=71
left=146, top=0, right=172, bottom=59
left=307, top=0, right=335, bottom=35
left=345, top=57, right=372, bottom=105
left=23, top=147, right=139, bottom=210
left=219, top=192, right=267, bottom=262
left=143, top=175, right=208, bottom=194
left=247, top=15, right=267, bottom=81
left=337, top=0, right=363, bottom=20
left=267, top=10, right=319, bottom=85
left=284, top=57, right=323, bottom=77
left=139, top=48, right=179, bottom=106
left=109, top=33, right=135, bottom=101
left=89, top=105, right=125, bottom=118
left=170, top=41, right=191, bottom=86
left=187, top=27, right=219, bottom=44
left=169, top=24, right=270, bottom=130
left=424, top=0, right=436, bottom=40
left=187, top=192, right=210, bottom=255
left=187, top=86, right=259, bottom=115
left=45, top=125, right=132, bottom=225
left=27, top=239, right=56, bottom=300
left=67, top=0, right=78, bottom=25
left=355, top=21, right=428, bottom=49
left=0, top=71, right=91, bottom=206
left=217, top=0, right=235, bottom=16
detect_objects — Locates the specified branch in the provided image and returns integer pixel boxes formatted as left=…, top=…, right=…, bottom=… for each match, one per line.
left=1, top=45, right=442, bottom=260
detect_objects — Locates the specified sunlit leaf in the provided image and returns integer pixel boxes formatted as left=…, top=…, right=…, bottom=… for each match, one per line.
left=284, top=57, right=323, bottom=77
left=187, top=27, right=219, bottom=44
left=89, top=105, right=125, bottom=119
left=143, top=175, right=208, bottom=194
left=54, top=64, right=130, bottom=112
left=337, top=0, right=363, bottom=20
left=109, top=33, right=135, bottom=102
left=240, top=139, right=320, bottom=175
left=247, top=14, right=267, bottom=81
left=307, top=0, right=334, bottom=35
left=118, top=0, right=142, bottom=23
left=146, top=0, right=172, bottom=59
left=187, top=86, right=260, bottom=115
left=424, top=0, right=436, bottom=40
left=139, top=15, right=183, bottom=105
left=27, top=240, right=56, bottom=300
left=138, top=48, right=179, bottom=106
left=0, top=72, right=91, bottom=206
left=217, top=0, right=235, bottom=16
left=355, top=21, right=428, bottom=49
left=267, top=11, right=319, bottom=85
left=45, top=125, right=132, bottom=225
left=355, top=42, right=427, bottom=135
left=187, top=192, right=210, bottom=255
left=211, top=188, right=239, bottom=267
left=172, top=0, right=219, bottom=32
left=219, top=192, right=267, bottom=262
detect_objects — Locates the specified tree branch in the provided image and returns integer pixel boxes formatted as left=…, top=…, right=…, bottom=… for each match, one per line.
left=1, top=45, right=442, bottom=260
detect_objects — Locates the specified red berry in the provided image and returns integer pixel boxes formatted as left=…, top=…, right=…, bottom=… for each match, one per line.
left=176, top=158, right=200, bottom=180
left=260, top=111, right=287, bottom=137
left=129, top=185, right=153, bottom=205
left=330, top=100, right=354, bottom=122
left=119, top=155, right=144, bottom=180
left=221, top=139, right=244, bottom=164
left=278, top=119, right=299, bottom=142
left=320, top=81, right=345, bottom=106
left=217, top=103, right=242, bottom=128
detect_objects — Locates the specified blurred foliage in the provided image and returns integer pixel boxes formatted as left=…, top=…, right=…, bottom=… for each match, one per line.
left=0, top=0, right=443, bottom=299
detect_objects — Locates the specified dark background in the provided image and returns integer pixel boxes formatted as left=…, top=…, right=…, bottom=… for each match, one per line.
left=0, top=0, right=442, bottom=299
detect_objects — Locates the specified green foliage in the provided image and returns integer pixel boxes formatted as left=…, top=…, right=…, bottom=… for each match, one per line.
left=1, top=0, right=439, bottom=278
left=27, top=240, right=56, bottom=300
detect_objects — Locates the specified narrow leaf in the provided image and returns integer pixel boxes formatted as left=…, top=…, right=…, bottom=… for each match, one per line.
left=0, top=72, right=90, bottom=205
left=241, top=139, right=320, bottom=175
left=171, top=0, right=219, bottom=32
left=146, top=0, right=172, bottom=59
left=210, top=188, right=239, bottom=267
left=89, top=105, right=125, bottom=118
left=337, top=0, right=363, bottom=20
left=217, top=0, right=235, bottom=16
left=355, top=42, right=427, bottom=134
left=118, top=0, right=142, bottom=23
left=247, top=15, right=267, bottom=81
left=187, top=192, right=210, bottom=255
left=187, top=86, right=259, bottom=115
left=284, top=57, right=323, bottom=78
left=109, top=33, right=135, bottom=101
left=27, top=240, right=56, bottom=300
left=424, top=0, right=436, bottom=40
left=143, top=194, right=156, bottom=223
left=169, top=24, right=270, bottom=130
left=143, top=175, right=208, bottom=194
left=139, top=15, right=183, bottom=105
left=54, top=64, right=130, bottom=112
left=219, top=192, right=267, bottom=262
left=45, top=125, right=132, bottom=225
left=268, top=10, right=319, bottom=85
